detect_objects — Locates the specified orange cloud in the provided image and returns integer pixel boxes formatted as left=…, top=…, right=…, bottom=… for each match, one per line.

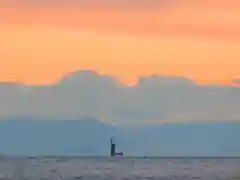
left=1, top=3, right=239, bottom=40
left=1, top=0, right=240, bottom=9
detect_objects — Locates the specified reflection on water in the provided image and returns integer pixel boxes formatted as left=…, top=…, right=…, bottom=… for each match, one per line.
left=0, top=157, right=239, bottom=180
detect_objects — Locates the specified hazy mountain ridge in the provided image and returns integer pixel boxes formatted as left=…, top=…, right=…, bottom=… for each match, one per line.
left=0, top=117, right=239, bottom=157
left=0, top=117, right=116, bottom=156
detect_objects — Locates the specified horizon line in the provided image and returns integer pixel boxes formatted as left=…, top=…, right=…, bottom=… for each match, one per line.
left=2, top=155, right=240, bottom=159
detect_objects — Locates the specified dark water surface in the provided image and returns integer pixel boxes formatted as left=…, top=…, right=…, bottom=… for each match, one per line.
left=0, top=157, right=240, bottom=180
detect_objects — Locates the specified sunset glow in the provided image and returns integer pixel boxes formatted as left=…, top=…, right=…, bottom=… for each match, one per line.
left=0, top=0, right=239, bottom=85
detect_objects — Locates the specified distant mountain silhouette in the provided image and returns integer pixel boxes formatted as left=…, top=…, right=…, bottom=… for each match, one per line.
left=0, top=117, right=239, bottom=157
left=119, top=123, right=240, bottom=157
left=0, top=117, right=116, bottom=156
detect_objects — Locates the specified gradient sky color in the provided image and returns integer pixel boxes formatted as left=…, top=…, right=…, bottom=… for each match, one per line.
left=0, top=0, right=239, bottom=85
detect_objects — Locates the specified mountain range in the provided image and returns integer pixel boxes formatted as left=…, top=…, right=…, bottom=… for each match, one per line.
left=0, top=117, right=239, bottom=157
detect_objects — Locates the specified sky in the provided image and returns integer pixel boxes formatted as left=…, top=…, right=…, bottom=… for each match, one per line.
left=0, top=0, right=239, bottom=125
left=0, top=0, right=239, bottom=86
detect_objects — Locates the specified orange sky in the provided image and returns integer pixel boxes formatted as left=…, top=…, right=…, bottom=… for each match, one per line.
left=0, top=0, right=239, bottom=85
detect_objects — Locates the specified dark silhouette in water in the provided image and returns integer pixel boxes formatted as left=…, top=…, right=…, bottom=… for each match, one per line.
left=110, top=138, right=123, bottom=157
left=110, top=138, right=116, bottom=157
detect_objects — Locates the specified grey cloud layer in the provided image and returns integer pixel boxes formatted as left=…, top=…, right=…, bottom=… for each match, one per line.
left=0, top=70, right=239, bottom=125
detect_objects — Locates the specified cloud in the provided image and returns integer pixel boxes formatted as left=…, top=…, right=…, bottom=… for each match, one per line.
left=0, top=70, right=239, bottom=125
left=2, top=0, right=240, bottom=10
left=1, top=0, right=174, bottom=9
left=232, top=79, right=240, bottom=85
left=1, top=1, right=239, bottom=41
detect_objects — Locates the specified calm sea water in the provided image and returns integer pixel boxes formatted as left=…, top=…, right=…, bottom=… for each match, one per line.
left=0, top=157, right=240, bottom=180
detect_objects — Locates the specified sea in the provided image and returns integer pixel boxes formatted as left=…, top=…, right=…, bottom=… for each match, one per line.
left=0, top=157, right=240, bottom=180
